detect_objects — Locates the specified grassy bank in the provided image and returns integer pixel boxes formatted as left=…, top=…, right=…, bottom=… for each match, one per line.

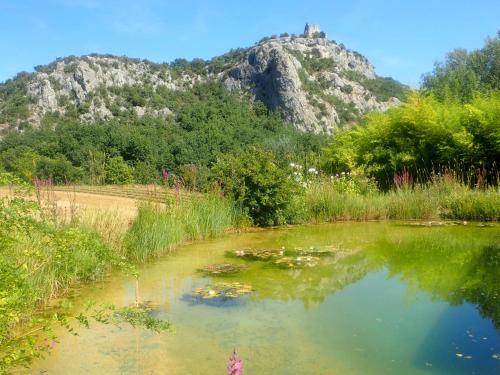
left=1, top=174, right=497, bottom=373
left=0, top=179, right=239, bottom=373
left=302, top=177, right=499, bottom=222
left=125, top=194, right=242, bottom=262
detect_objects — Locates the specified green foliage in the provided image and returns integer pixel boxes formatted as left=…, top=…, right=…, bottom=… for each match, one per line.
left=125, top=194, right=238, bottom=262
left=212, top=147, right=302, bottom=226
left=104, top=156, right=134, bottom=185
left=36, top=155, right=83, bottom=184
left=328, top=173, right=378, bottom=195
left=341, top=70, right=365, bottom=83
left=0, top=193, right=116, bottom=372
left=207, top=48, right=247, bottom=75
left=0, top=72, right=33, bottom=124
left=442, top=189, right=500, bottom=221
left=0, top=180, right=174, bottom=373
left=288, top=49, right=336, bottom=74
left=361, top=76, right=408, bottom=101
left=0, top=146, right=40, bottom=182
left=322, top=92, right=500, bottom=188
left=0, top=82, right=321, bottom=187
left=303, top=176, right=498, bottom=222
left=298, top=70, right=360, bottom=125
left=422, top=33, right=500, bottom=103
left=339, top=70, right=408, bottom=101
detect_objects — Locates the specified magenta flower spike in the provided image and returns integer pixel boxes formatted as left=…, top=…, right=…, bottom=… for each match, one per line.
left=227, top=349, right=244, bottom=375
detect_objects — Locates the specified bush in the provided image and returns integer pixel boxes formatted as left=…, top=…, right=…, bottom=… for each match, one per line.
left=36, top=155, right=83, bottom=184
left=133, top=161, right=160, bottom=184
left=0, top=146, right=41, bottom=182
left=212, top=147, right=302, bottom=226
left=104, top=156, right=135, bottom=185
left=322, top=92, right=500, bottom=188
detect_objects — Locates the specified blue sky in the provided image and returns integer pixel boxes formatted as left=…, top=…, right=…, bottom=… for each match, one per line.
left=0, top=0, right=498, bottom=86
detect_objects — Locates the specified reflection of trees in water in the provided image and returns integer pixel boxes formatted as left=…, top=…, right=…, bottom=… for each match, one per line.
left=369, top=231, right=500, bottom=329
left=236, top=250, right=374, bottom=309
left=229, top=228, right=499, bottom=326
left=459, top=244, right=500, bottom=328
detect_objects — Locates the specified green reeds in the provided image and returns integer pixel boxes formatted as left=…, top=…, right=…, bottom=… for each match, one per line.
left=125, top=194, right=238, bottom=262
left=303, top=177, right=499, bottom=222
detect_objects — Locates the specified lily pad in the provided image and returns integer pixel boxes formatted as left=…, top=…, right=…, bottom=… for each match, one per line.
left=229, top=249, right=285, bottom=261
left=192, top=282, right=253, bottom=300
left=198, top=263, right=248, bottom=275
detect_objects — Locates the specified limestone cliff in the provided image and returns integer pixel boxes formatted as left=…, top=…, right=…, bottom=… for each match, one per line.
left=0, top=26, right=407, bottom=134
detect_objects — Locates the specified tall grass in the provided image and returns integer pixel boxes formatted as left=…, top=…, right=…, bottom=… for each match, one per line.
left=124, top=194, right=239, bottom=262
left=442, top=189, right=500, bottom=221
left=303, top=176, right=499, bottom=222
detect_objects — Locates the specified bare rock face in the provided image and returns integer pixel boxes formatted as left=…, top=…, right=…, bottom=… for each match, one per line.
left=24, top=55, right=190, bottom=124
left=2, top=26, right=405, bottom=134
left=226, top=40, right=323, bottom=132
left=225, top=36, right=400, bottom=133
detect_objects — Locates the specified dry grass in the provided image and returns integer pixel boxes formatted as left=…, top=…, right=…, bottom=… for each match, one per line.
left=53, top=184, right=196, bottom=204
left=1, top=186, right=138, bottom=219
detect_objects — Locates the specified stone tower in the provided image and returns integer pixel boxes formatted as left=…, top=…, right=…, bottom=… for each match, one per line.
left=303, top=23, right=327, bottom=38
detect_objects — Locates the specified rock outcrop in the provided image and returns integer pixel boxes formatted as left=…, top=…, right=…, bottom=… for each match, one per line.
left=0, top=25, right=406, bottom=134
left=224, top=35, right=400, bottom=133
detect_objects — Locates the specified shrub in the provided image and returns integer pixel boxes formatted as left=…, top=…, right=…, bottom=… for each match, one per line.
left=322, top=92, right=500, bottom=188
left=212, top=147, right=302, bottom=226
left=0, top=146, right=41, bottom=182
left=36, top=155, right=83, bottom=184
left=104, top=156, right=135, bottom=185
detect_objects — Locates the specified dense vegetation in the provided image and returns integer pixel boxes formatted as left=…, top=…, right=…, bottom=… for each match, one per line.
left=0, top=174, right=173, bottom=374
left=321, top=92, right=499, bottom=188
left=0, top=82, right=325, bottom=187
left=0, top=33, right=499, bottom=374
left=422, top=32, right=499, bottom=102
left=322, top=33, right=499, bottom=189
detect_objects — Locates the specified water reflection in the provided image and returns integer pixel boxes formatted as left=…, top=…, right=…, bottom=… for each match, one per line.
left=27, top=222, right=500, bottom=375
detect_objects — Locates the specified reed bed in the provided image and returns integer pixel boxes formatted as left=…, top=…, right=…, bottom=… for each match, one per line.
left=303, top=177, right=499, bottom=222
left=124, top=194, right=240, bottom=262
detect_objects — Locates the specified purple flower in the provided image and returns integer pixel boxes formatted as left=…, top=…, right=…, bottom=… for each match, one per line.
left=227, top=349, right=244, bottom=375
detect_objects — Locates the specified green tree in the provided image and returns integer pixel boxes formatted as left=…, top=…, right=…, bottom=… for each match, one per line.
left=322, top=92, right=500, bottom=188
left=422, top=33, right=500, bottom=102
left=0, top=146, right=40, bottom=182
left=104, top=156, right=134, bottom=185
left=213, top=147, right=302, bottom=226
left=36, top=155, right=83, bottom=184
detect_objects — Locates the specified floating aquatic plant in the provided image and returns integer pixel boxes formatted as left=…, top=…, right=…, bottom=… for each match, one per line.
left=193, top=282, right=253, bottom=300
left=230, top=249, right=284, bottom=260
left=198, top=263, right=248, bottom=275
left=229, top=247, right=338, bottom=269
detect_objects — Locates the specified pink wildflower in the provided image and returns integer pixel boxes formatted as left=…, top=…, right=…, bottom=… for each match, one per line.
left=227, top=349, right=244, bottom=375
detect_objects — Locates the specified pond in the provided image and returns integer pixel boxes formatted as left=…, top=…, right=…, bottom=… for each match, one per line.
left=28, top=222, right=499, bottom=375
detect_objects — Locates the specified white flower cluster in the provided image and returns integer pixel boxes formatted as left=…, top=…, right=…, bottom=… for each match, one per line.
left=330, top=171, right=351, bottom=179
left=307, top=167, right=318, bottom=175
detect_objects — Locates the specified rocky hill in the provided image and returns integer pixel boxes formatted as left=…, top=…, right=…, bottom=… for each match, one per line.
left=0, top=24, right=407, bottom=134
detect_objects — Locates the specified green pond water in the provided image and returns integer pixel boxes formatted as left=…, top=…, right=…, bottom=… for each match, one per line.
left=28, top=222, right=499, bottom=375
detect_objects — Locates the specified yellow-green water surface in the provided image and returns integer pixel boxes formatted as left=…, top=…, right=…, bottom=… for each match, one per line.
left=28, top=222, right=500, bottom=375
